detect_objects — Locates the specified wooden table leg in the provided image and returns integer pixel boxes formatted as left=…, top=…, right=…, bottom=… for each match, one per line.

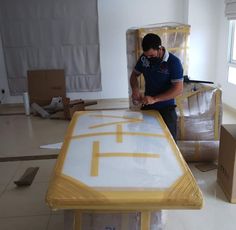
left=74, top=211, right=82, bottom=230
left=141, top=211, right=151, bottom=230
left=64, top=210, right=74, bottom=230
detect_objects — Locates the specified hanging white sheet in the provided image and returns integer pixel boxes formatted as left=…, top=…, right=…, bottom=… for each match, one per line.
left=0, top=0, right=101, bottom=95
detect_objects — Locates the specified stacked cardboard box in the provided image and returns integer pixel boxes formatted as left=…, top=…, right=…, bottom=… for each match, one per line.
left=27, top=69, right=66, bottom=106
left=27, top=69, right=96, bottom=120
left=217, top=124, right=236, bottom=203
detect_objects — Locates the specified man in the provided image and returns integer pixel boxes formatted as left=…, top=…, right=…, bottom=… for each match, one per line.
left=130, top=33, right=183, bottom=140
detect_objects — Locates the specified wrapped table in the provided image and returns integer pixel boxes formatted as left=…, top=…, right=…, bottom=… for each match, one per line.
left=46, top=110, right=203, bottom=229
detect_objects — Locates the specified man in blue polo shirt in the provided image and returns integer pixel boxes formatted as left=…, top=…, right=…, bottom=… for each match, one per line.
left=130, top=33, right=183, bottom=140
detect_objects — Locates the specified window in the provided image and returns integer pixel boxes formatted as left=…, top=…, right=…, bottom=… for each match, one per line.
left=228, top=20, right=236, bottom=85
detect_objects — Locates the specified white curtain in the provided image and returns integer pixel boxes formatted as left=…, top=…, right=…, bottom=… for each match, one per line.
left=225, top=0, right=236, bottom=20
left=0, top=0, right=101, bottom=95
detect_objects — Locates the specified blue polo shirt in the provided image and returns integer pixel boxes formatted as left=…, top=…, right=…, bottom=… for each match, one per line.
left=134, top=49, right=183, bottom=110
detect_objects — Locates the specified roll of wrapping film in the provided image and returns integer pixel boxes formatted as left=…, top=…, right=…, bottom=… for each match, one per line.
left=23, top=92, right=30, bottom=115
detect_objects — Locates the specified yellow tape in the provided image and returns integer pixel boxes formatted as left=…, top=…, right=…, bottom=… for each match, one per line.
left=165, top=171, right=203, bottom=209
left=89, top=120, right=142, bottom=129
left=91, top=141, right=99, bottom=177
left=47, top=172, right=202, bottom=210
left=46, top=173, right=107, bottom=209
left=72, top=132, right=166, bottom=140
left=47, top=110, right=203, bottom=210
left=90, top=140, right=160, bottom=177
left=141, top=211, right=151, bottom=230
left=91, top=115, right=142, bottom=120
left=176, top=85, right=214, bottom=140
left=151, top=111, right=188, bottom=174
left=117, top=124, right=123, bottom=143
left=178, top=87, right=221, bottom=141
left=139, top=27, right=190, bottom=35
left=183, top=32, right=188, bottom=74
left=55, top=111, right=87, bottom=173
left=75, top=211, right=81, bottom=230
left=135, top=30, right=141, bottom=60
left=54, top=111, right=80, bottom=172
left=178, top=86, right=212, bottom=101
left=54, top=138, right=71, bottom=174
left=214, top=89, right=221, bottom=140
left=175, top=98, right=185, bottom=139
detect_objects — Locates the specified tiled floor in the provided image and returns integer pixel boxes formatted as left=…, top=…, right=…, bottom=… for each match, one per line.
left=0, top=102, right=236, bottom=229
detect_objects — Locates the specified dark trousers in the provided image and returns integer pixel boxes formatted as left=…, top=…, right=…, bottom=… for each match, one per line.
left=158, top=106, right=177, bottom=141
left=141, top=105, right=177, bottom=140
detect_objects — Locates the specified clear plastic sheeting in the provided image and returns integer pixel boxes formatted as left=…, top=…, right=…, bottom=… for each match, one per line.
left=177, top=140, right=219, bottom=162
left=176, top=83, right=222, bottom=162
left=46, top=110, right=203, bottom=217
left=64, top=210, right=165, bottom=230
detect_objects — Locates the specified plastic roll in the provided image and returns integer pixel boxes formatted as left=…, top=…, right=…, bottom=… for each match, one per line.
left=23, top=92, right=30, bottom=115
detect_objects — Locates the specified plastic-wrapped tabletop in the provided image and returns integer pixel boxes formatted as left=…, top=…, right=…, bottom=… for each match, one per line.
left=46, top=110, right=203, bottom=211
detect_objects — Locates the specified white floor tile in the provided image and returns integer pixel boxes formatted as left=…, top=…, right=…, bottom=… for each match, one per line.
left=0, top=182, right=51, bottom=217
left=0, top=184, right=6, bottom=197
left=163, top=164, right=236, bottom=230
left=0, top=103, right=236, bottom=230
left=47, top=214, right=64, bottom=230
left=0, top=161, right=21, bottom=185
left=0, top=115, right=68, bottom=157
left=0, top=215, right=50, bottom=230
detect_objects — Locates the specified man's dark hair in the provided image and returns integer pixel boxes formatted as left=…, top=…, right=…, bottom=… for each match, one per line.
left=142, top=33, right=162, bottom=52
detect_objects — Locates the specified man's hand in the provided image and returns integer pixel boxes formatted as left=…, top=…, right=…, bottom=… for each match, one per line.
left=142, top=96, right=158, bottom=105
left=131, top=89, right=143, bottom=105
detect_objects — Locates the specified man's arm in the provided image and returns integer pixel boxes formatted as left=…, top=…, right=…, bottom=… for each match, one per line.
left=143, top=81, right=183, bottom=105
left=130, top=70, right=142, bottom=103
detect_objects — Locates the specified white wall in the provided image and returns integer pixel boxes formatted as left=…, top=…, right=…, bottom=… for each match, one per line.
left=0, top=0, right=228, bottom=105
left=215, top=0, right=236, bottom=109
left=98, top=0, right=186, bottom=99
left=188, top=0, right=236, bottom=109
left=187, top=0, right=220, bottom=82
left=0, top=0, right=187, bottom=103
left=0, top=33, right=9, bottom=103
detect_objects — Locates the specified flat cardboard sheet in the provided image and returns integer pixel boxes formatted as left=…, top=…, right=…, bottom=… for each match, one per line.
left=195, top=163, right=218, bottom=172
left=46, top=110, right=203, bottom=210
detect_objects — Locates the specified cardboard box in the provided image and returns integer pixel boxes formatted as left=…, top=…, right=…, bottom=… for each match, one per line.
left=27, top=69, right=66, bottom=106
left=217, top=124, right=236, bottom=203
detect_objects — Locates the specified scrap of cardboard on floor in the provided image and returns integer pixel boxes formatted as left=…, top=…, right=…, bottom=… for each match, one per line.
left=195, top=163, right=218, bottom=172
left=14, top=167, right=39, bottom=186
